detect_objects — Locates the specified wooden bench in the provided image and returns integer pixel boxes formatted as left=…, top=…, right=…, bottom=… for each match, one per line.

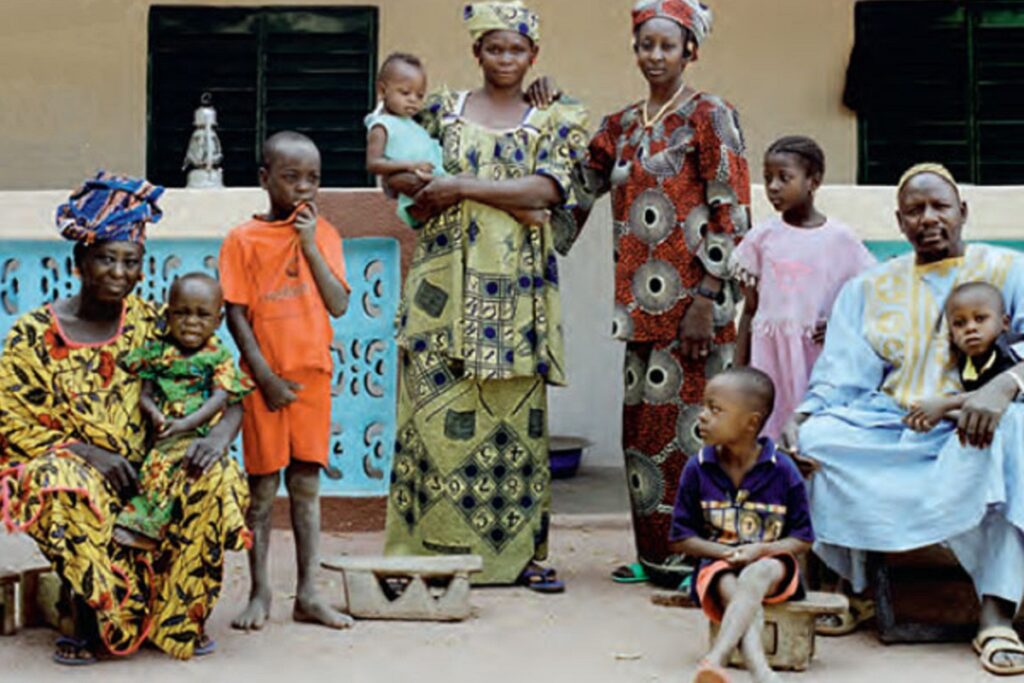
left=1, top=532, right=53, bottom=636
left=868, top=545, right=1024, bottom=644
left=653, top=589, right=848, bottom=672
left=322, top=555, right=483, bottom=622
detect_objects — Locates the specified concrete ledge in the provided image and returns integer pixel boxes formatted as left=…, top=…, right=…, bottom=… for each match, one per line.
left=4, top=184, right=1023, bottom=242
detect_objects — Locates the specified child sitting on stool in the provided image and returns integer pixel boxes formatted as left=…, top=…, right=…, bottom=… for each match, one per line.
left=669, top=367, right=814, bottom=683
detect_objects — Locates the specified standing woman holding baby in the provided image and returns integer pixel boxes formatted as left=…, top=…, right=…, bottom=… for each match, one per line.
left=380, top=1, right=588, bottom=591
left=531, top=0, right=751, bottom=588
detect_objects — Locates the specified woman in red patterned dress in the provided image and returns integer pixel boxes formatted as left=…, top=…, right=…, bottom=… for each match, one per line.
left=533, top=0, right=751, bottom=587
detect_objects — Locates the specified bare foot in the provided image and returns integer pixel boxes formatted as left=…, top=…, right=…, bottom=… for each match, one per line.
left=293, top=593, right=353, bottom=630
left=231, top=590, right=271, bottom=631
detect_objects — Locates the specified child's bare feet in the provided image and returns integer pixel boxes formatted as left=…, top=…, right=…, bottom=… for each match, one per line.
left=293, top=591, right=353, bottom=629
left=287, top=462, right=353, bottom=630
left=232, top=588, right=272, bottom=631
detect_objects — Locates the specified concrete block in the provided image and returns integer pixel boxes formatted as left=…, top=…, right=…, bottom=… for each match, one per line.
left=1, top=532, right=51, bottom=636
left=707, top=591, right=849, bottom=672
left=0, top=577, right=15, bottom=636
left=322, top=555, right=483, bottom=622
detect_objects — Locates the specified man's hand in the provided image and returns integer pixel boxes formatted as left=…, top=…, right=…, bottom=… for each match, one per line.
left=778, top=413, right=819, bottom=477
left=958, top=375, right=1016, bottom=449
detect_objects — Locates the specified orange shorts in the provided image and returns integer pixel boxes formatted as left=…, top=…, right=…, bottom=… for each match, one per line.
left=695, top=553, right=803, bottom=623
left=241, top=370, right=331, bottom=476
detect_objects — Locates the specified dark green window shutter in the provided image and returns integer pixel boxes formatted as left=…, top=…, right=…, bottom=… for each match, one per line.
left=854, top=2, right=969, bottom=185
left=974, top=2, right=1024, bottom=184
left=855, top=0, right=1024, bottom=185
left=147, top=6, right=377, bottom=188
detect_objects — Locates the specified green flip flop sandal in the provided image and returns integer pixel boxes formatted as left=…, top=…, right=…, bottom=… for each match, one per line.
left=611, top=562, right=649, bottom=584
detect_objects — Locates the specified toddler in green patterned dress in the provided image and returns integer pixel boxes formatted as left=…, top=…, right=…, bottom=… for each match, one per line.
left=114, top=272, right=253, bottom=551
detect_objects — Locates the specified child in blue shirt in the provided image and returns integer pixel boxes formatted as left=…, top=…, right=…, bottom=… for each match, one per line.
left=670, top=367, right=814, bottom=683
left=365, top=52, right=446, bottom=227
left=365, top=52, right=548, bottom=229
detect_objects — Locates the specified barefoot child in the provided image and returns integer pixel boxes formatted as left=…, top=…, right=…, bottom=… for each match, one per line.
left=114, top=273, right=253, bottom=551
left=904, top=281, right=1024, bottom=431
left=733, top=136, right=874, bottom=439
left=669, top=367, right=814, bottom=683
left=365, top=51, right=548, bottom=228
left=220, top=131, right=353, bottom=631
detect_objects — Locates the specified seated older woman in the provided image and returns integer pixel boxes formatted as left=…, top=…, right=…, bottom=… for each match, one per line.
left=782, top=163, right=1024, bottom=676
left=0, top=174, right=250, bottom=664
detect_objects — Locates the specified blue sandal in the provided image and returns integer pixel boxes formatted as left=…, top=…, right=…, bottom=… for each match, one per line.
left=518, top=565, right=565, bottom=594
left=52, top=636, right=97, bottom=666
left=195, top=634, right=217, bottom=657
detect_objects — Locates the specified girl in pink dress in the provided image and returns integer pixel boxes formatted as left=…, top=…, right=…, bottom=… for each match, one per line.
left=733, top=136, right=876, bottom=440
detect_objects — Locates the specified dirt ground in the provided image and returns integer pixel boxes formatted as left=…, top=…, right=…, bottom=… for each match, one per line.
left=0, top=517, right=1000, bottom=683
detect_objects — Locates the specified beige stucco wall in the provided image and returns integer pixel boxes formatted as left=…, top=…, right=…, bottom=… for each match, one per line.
left=0, top=0, right=858, bottom=190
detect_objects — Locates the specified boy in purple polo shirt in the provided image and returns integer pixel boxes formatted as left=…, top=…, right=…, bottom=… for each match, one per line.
left=670, top=367, right=814, bottom=683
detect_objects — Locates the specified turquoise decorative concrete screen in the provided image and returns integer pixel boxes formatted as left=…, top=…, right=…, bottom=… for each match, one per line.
left=0, top=237, right=400, bottom=497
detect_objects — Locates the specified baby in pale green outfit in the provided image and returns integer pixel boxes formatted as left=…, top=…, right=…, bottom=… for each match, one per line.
left=365, top=52, right=548, bottom=228
left=365, top=53, right=447, bottom=227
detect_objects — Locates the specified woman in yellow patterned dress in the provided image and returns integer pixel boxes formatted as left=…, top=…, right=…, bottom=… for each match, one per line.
left=382, top=2, right=588, bottom=590
left=0, top=173, right=250, bottom=663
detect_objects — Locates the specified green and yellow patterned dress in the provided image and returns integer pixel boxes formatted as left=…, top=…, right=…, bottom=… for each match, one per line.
left=117, top=334, right=253, bottom=543
left=384, top=90, right=588, bottom=584
left=0, top=296, right=250, bottom=659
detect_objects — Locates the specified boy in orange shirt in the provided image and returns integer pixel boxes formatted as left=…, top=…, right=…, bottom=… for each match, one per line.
left=220, top=131, right=352, bottom=630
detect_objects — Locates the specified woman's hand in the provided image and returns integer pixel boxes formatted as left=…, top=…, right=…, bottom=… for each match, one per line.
left=183, top=433, right=229, bottom=477
left=182, top=403, right=242, bottom=477
left=679, top=296, right=714, bottom=360
left=384, top=172, right=429, bottom=199
left=412, top=176, right=465, bottom=215
left=525, top=76, right=561, bottom=109
left=957, top=374, right=1016, bottom=449
left=72, top=444, right=139, bottom=500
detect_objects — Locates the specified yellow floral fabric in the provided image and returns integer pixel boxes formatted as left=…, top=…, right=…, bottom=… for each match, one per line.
left=0, top=295, right=250, bottom=659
